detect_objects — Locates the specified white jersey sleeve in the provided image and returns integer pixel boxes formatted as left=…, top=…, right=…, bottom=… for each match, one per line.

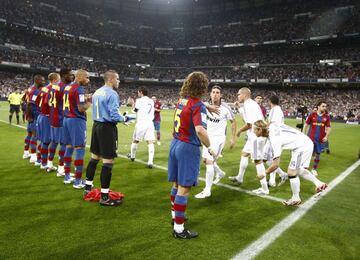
left=243, top=99, right=264, bottom=125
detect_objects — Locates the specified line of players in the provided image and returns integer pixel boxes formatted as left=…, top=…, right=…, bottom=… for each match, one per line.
left=194, top=87, right=329, bottom=207
left=21, top=68, right=163, bottom=196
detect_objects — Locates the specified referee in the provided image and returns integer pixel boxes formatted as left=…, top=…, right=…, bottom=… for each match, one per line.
left=84, top=70, right=128, bottom=206
left=8, top=88, right=22, bottom=124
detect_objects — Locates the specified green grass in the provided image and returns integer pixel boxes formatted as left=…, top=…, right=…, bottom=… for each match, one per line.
left=0, top=101, right=359, bottom=259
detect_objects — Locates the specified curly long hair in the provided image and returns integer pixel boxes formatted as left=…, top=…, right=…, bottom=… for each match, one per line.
left=179, top=71, right=209, bottom=99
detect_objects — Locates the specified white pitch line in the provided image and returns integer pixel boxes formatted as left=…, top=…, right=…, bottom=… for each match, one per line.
left=232, top=159, right=360, bottom=260
left=0, top=119, right=285, bottom=203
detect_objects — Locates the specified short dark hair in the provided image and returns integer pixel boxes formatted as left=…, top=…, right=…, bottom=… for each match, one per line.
left=317, top=100, right=327, bottom=107
left=33, top=74, right=44, bottom=81
left=255, top=94, right=263, bottom=99
left=138, top=86, right=148, bottom=96
left=269, top=95, right=279, bottom=105
left=211, top=85, right=222, bottom=92
left=59, top=68, right=72, bottom=77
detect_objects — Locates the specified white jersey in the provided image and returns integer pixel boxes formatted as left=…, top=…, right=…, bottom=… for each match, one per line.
left=268, top=105, right=284, bottom=125
left=134, top=96, right=154, bottom=123
left=243, top=98, right=264, bottom=134
left=269, top=123, right=312, bottom=158
left=206, top=103, right=234, bottom=138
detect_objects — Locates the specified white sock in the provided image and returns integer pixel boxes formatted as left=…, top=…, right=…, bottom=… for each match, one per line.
left=269, top=171, right=276, bottom=183
left=174, top=223, right=184, bottom=233
left=213, top=162, right=222, bottom=174
left=256, top=163, right=269, bottom=192
left=130, top=143, right=138, bottom=159
left=275, top=167, right=287, bottom=177
left=148, top=143, right=154, bottom=165
left=299, top=168, right=322, bottom=187
left=236, top=156, right=248, bottom=182
left=85, top=180, right=93, bottom=186
left=205, top=164, right=215, bottom=193
left=289, top=176, right=301, bottom=201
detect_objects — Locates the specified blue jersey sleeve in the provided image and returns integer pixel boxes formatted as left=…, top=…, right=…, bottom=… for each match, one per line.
left=108, top=92, right=125, bottom=122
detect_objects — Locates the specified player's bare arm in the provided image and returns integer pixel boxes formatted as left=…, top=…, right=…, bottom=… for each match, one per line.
left=323, top=126, right=331, bottom=142
left=265, top=157, right=280, bottom=176
left=229, top=119, right=237, bottom=149
left=236, top=123, right=251, bottom=137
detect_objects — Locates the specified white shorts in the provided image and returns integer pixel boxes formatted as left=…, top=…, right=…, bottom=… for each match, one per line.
left=133, top=122, right=155, bottom=141
left=262, top=141, right=274, bottom=162
left=202, top=137, right=225, bottom=161
left=288, top=140, right=313, bottom=170
left=243, top=132, right=265, bottom=160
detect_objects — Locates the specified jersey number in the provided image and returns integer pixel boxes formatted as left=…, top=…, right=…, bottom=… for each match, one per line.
left=63, top=93, right=70, bottom=111
left=49, top=91, right=57, bottom=108
left=174, top=108, right=182, bottom=133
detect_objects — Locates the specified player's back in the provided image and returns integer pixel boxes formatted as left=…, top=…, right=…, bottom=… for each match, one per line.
left=39, top=85, right=51, bottom=116
left=135, top=96, right=154, bottom=123
left=268, top=105, right=284, bottom=125
left=63, top=83, right=86, bottom=120
left=270, top=123, right=310, bottom=150
left=243, top=98, right=264, bottom=126
left=49, top=82, right=65, bottom=127
left=173, top=97, right=206, bottom=146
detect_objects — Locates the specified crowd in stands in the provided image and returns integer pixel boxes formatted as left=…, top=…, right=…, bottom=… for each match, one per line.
left=0, top=72, right=359, bottom=121
left=0, top=0, right=359, bottom=48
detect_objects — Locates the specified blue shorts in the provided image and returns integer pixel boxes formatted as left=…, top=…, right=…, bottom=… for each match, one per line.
left=36, top=115, right=51, bottom=143
left=154, top=121, right=161, bottom=131
left=168, top=139, right=201, bottom=187
left=63, top=117, right=86, bottom=147
left=51, top=126, right=66, bottom=144
left=27, top=122, right=33, bottom=133
left=28, top=118, right=37, bottom=132
left=313, top=141, right=325, bottom=154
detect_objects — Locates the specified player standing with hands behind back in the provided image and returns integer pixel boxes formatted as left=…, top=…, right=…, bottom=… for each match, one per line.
left=168, top=71, right=217, bottom=239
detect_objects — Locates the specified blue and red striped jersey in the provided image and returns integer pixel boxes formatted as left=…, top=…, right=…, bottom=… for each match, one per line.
left=173, top=97, right=207, bottom=146
left=306, top=112, right=331, bottom=143
left=63, top=82, right=86, bottom=120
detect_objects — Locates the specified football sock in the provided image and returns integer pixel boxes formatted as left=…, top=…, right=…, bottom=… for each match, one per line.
left=205, top=164, right=215, bottom=193
left=299, top=168, right=322, bottom=187
left=36, top=143, right=42, bottom=163
left=48, top=142, right=57, bottom=162
left=174, top=195, right=188, bottom=233
left=30, top=137, right=37, bottom=154
left=130, top=143, right=138, bottom=158
left=24, top=132, right=31, bottom=151
left=64, top=146, right=74, bottom=177
left=41, top=142, right=49, bottom=166
left=16, top=115, right=19, bottom=124
left=256, top=163, right=269, bottom=192
left=9, top=114, right=12, bottom=124
left=148, top=143, right=154, bottom=165
left=269, top=171, right=276, bottom=184
left=313, top=153, right=320, bottom=170
left=236, top=156, right=248, bottom=182
left=157, top=131, right=160, bottom=141
left=22, top=113, right=25, bottom=123
left=170, top=187, right=178, bottom=219
left=74, top=147, right=85, bottom=180
left=213, top=162, right=223, bottom=174
left=58, top=144, right=65, bottom=166
left=100, top=164, right=113, bottom=198
left=276, top=167, right=287, bottom=177
left=86, top=158, right=100, bottom=182
left=289, top=176, right=301, bottom=201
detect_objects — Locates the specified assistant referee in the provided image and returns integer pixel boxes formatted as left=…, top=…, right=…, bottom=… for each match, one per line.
left=8, top=88, right=22, bottom=124
left=84, top=70, right=128, bottom=206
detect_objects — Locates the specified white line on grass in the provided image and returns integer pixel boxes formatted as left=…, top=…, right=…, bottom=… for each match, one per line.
left=232, top=159, right=360, bottom=260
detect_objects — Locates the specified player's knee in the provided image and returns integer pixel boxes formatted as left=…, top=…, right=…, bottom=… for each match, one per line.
left=254, top=159, right=263, bottom=164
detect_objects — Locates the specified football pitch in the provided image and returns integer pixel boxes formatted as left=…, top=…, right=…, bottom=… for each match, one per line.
left=0, top=101, right=359, bottom=259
